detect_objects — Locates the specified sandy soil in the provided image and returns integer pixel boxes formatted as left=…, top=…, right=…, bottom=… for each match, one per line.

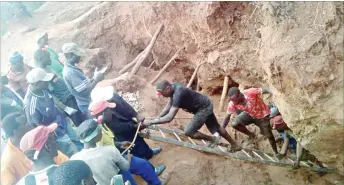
left=1, top=2, right=343, bottom=185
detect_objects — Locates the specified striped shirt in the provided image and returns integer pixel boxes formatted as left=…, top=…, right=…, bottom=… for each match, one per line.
left=62, top=62, right=91, bottom=108
left=24, top=89, right=67, bottom=137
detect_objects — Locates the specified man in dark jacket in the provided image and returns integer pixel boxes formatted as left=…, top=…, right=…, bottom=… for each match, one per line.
left=89, top=86, right=162, bottom=160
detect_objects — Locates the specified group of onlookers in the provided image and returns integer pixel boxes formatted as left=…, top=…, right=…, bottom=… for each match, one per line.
left=1, top=32, right=167, bottom=185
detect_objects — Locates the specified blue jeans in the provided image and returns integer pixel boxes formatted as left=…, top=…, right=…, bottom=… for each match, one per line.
left=56, top=134, right=79, bottom=157
left=123, top=155, right=162, bottom=185
left=118, top=170, right=137, bottom=185
left=65, top=121, right=83, bottom=150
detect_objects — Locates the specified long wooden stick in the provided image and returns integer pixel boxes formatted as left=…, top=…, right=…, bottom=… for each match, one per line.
left=150, top=46, right=185, bottom=84
left=219, top=76, right=229, bottom=111
left=130, top=24, right=164, bottom=75
left=119, top=52, right=144, bottom=74
left=187, top=62, right=206, bottom=88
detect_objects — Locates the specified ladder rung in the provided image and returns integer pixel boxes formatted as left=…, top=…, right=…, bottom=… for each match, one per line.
left=301, top=161, right=311, bottom=167
left=241, top=149, right=252, bottom=158
left=263, top=153, right=277, bottom=162
left=188, top=137, right=196, bottom=145
left=158, top=129, right=166, bottom=138
left=287, top=158, right=294, bottom=164
left=218, top=145, right=225, bottom=152
left=202, top=140, right=207, bottom=145
left=173, top=132, right=182, bottom=142
left=307, top=160, right=316, bottom=167
left=252, top=151, right=264, bottom=160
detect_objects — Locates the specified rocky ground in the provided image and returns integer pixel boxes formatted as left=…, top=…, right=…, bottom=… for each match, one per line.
left=1, top=2, right=343, bottom=185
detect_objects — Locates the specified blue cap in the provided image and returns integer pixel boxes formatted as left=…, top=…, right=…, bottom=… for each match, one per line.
left=9, top=51, right=23, bottom=64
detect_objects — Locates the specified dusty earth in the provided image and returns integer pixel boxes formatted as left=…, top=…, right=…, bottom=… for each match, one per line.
left=1, top=2, right=343, bottom=185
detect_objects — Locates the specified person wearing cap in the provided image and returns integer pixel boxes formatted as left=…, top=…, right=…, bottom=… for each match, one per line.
left=1, top=74, right=24, bottom=119
left=222, top=87, right=279, bottom=155
left=24, top=68, right=81, bottom=157
left=36, top=32, right=64, bottom=77
left=144, top=80, right=241, bottom=152
left=53, top=160, right=96, bottom=185
left=269, top=106, right=325, bottom=170
left=34, top=48, right=84, bottom=126
left=89, top=86, right=162, bottom=160
left=1, top=112, right=69, bottom=185
left=62, top=42, right=104, bottom=118
left=7, top=51, right=31, bottom=98
left=71, top=119, right=168, bottom=185
left=8, top=121, right=65, bottom=185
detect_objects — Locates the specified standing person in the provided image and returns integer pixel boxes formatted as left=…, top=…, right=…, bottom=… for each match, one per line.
left=53, top=160, right=96, bottom=185
left=269, top=107, right=325, bottom=169
left=16, top=123, right=62, bottom=185
left=89, top=86, right=163, bottom=160
left=62, top=43, right=104, bottom=118
left=222, top=87, right=279, bottom=155
left=144, top=80, right=241, bottom=152
left=24, top=68, right=81, bottom=157
left=71, top=119, right=168, bottom=185
left=34, top=49, right=84, bottom=126
left=1, top=113, right=69, bottom=185
left=7, top=51, right=30, bottom=98
left=1, top=75, right=24, bottom=119
left=36, top=32, right=64, bottom=77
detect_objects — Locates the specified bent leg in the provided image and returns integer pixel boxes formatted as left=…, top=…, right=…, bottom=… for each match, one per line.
left=256, top=118, right=278, bottom=154
left=232, top=112, right=255, bottom=138
left=128, top=155, right=161, bottom=185
left=205, top=113, right=238, bottom=147
left=184, top=111, right=214, bottom=142
left=56, top=134, right=79, bottom=157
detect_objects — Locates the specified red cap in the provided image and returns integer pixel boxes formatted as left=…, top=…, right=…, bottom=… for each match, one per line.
left=271, top=115, right=286, bottom=129
left=156, top=91, right=162, bottom=98
left=20, top=123, right=58, bottom=158
left=89, top=100, right=116, bottom=115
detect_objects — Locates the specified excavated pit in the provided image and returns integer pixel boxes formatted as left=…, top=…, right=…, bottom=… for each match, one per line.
left=1, top=2, right=343, bottom=185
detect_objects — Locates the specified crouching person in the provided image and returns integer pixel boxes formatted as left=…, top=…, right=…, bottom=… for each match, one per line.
left=89, top=86, right=162, bottom=160
left=71, top=119, right=168, bottom=185
left=269, top=107, right=325, bottom=169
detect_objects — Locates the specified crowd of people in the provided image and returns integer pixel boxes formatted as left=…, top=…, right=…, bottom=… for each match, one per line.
left=1, top=32, right=325, bottom=185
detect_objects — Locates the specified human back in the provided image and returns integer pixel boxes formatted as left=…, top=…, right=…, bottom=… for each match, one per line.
left=172, top=84, right=211, bottom=114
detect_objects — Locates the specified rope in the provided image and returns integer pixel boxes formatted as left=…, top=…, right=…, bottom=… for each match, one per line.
left=121, top=121, right=142, bottom=155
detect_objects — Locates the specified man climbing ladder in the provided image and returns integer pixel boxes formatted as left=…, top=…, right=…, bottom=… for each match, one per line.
left=144, top=79, right=241, bottom=152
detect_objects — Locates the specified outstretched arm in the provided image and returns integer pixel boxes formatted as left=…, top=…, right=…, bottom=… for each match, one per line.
left=280, top=130, right=290, bottom=155
left=222, top=113, right=231, bottom=128
left=147, top=106, right=179, bottom=125
left=158, top=99, right=172, bottom=117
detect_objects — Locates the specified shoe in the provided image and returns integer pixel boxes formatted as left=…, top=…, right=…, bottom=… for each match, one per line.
left=228, top=144, right=242, bottom=153
left=207, top=135, right=221, bottom=148
left=152, top=147, right=162, bottom=155
left=160, top=173, right=171, bottom=185
left=155, top=164, right=166, bottom=176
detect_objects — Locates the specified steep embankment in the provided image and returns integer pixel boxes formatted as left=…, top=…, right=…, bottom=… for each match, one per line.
left=1, top=2, right=343, bottom=184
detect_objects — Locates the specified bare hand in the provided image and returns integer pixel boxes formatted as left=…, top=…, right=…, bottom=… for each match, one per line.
left=136, top=114, right=145, bottom=123
left=120, top=141, right=132, bottom=149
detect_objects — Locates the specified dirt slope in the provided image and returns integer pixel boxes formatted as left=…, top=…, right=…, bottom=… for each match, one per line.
left=1, top=2, right=343, bottom=184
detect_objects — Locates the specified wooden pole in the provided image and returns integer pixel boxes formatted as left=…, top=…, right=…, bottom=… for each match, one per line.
left=186, top=62, right=206, bottom=88
left=219, top=76, right=229, bottom=111
left=119, top=52, right=144, bottom=74
left=196, top=77, right=200, bottom=92
left=150, top=46, right=185, bottom=84
left=130, top=24, right=164, bottom=75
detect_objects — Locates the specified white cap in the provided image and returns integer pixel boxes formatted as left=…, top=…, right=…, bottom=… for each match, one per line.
left=26, top=68, right=54, bottom=84
left=62, top=43, right=86, bottom=56
left=91, top=86, right=114, bottom=102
